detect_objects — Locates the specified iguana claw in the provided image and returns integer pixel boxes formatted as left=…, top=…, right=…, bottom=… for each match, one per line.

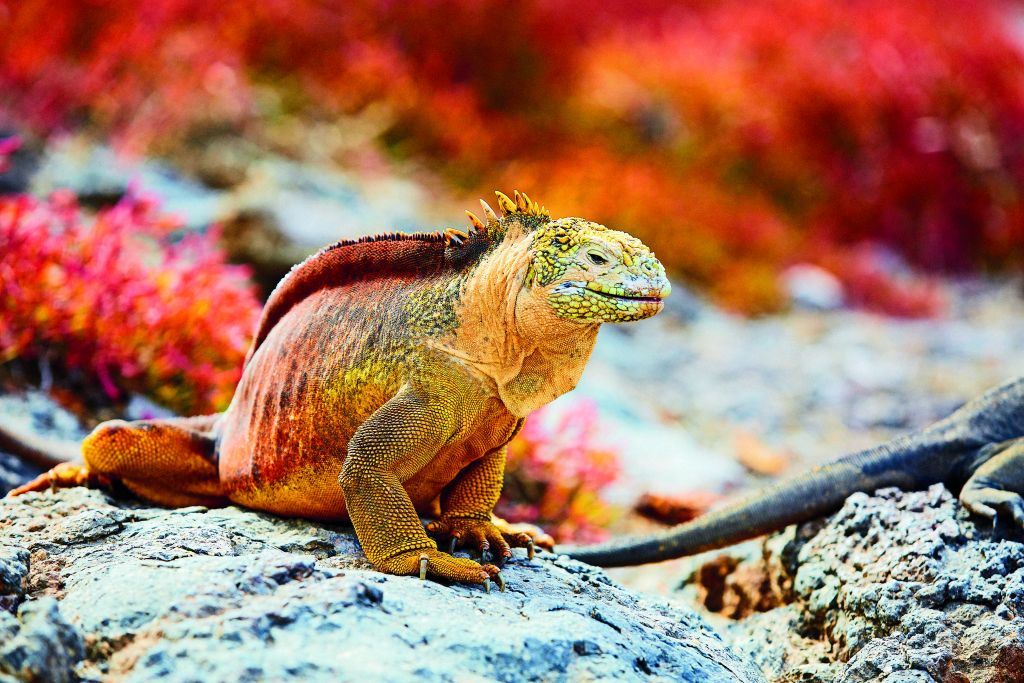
left=483, top=578, right=491, bottom=593
left=419, top=554, right=429, bottom=580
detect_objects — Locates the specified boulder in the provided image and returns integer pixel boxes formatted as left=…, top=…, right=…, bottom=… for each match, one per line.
left=686, top=485, right=1024, bottom=682
left=0, top=488, right=763, bottom=682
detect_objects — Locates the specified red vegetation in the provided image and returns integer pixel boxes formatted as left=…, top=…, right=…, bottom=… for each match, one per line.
left=633, top=491, right=721, bottom=527
left=3, top=0, right=1024, bottom=313
left=0, top=136, right=19, bottom=173
left=0, top=189, right=261, bottom=413
left=499, top=401, right=622, bottom=543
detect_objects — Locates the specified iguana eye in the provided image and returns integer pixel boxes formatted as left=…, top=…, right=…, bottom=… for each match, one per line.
left=587, top=251, right=609, bottom=266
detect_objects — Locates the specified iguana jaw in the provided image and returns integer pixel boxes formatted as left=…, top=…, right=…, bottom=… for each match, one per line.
left=583, top=281, right=670, bottom=304
left=547, top=280, right=668, bottom=323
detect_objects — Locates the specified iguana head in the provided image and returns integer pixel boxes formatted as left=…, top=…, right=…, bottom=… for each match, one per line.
left=467, top=191, right=671, bottom=324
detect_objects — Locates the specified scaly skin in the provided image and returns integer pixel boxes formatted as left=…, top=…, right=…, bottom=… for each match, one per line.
left=560, top=375, right=1024, bottom=566
left=8, top=190, right=670, bottom=590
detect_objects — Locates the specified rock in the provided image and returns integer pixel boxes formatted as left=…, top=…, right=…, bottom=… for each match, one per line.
left=0, top=545, right=30, bottom=599
left=782, top=264, right=845, bottom=312
left=686, top=485, right=1024, bottom=682
left=0, top=488, right=763, bottom=682
left=30, top=138, right=223, bottom=227
left=0, top=129, right=40, bottom=196
left=0, top=597, right=85, bottom=683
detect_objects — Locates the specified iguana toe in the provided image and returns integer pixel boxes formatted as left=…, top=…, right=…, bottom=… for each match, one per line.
left=382, top=548, right=497, bottom=590
left=960, top=486, right=1024, bottom=527
left=426, top=517, right=514, bottom=565
left=488, top=516, right=555, bottom=554
left=7, top=462, right=108, bottom=497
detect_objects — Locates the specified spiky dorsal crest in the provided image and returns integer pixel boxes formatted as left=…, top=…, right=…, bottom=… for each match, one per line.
left=464, top=190, right=551, bottom=242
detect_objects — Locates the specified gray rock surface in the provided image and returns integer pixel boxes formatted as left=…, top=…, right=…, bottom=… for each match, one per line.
left=697, top=485, right=1024, bottom=682
left=0, top=488, right=763, bottom=683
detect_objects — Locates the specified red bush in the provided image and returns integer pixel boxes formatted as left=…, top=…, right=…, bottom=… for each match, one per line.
left=541, top=0, right=1024, bottom=311
left=0, top=189, right=261, bottom=412
left=2, top=0, right=1023, bottom=313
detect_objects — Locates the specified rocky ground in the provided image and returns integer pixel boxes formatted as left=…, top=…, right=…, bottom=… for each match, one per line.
left=679, top=485, right=1024, bottom=682
left=0, top=487, right=764, bottom=682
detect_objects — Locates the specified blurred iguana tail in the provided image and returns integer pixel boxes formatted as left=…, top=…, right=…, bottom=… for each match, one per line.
left=0, top=423, right=81, bottom=469
left=560, top=376, right=1024, bottom=567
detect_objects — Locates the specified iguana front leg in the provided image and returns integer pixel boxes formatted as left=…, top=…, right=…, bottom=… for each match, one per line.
left=426, top=446, right=552, bottom=567
left=340, top=386, right=500, bottom=589
left=960, top=437, right=1024, bottom=526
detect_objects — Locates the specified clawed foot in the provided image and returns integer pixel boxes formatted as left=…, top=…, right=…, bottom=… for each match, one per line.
left=380, top=548, right=502, bottom=591
left=961, top=486, right=1024, bottom=527
left=7, top=462, right=108, bottom=498
left=425, top=515, right=552, bottom=566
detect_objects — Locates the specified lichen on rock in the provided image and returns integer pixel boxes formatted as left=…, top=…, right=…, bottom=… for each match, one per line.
left=0, top=487, right=763, bottom=682
left=685, top=485, right=1024, bottom=682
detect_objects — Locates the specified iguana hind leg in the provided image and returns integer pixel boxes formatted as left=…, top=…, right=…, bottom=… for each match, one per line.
left=426, top=447, right=553, bottom=565
left=11, top=415, right=227, bottom=508
left=960, top=437, right=1024, bottom=526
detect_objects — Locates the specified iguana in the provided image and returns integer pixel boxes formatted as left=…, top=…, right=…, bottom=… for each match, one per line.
left=3, top=190, right=671, bottom=591
left=559, top=375, right=1024, bottom=566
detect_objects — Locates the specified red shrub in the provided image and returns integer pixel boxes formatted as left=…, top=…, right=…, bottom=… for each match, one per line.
left=3, top=0, right=1023, bottom=313
left=0, top=189, right=261, bottom=412
left=540, top=0, right=1024, bottom=311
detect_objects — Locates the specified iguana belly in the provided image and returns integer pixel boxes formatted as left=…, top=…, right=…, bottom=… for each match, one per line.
left=217, top=399, right=517, bottom=521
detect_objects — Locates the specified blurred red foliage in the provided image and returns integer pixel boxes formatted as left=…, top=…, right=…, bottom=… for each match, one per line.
left=2, top=0, right=1023, bottom=313
left=0, top=189, right=261, bottom=413
left=633, top=491, right=721, bottom=527
left=499, top=401, right=622, bottom=543
left=0, top=136, right=19, bottom=173
left=556, top=0, right=1024, bottom=313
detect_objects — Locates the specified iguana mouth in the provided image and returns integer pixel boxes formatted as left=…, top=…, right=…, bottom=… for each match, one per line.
left=588, top=290, right=664, bottom=304
left=583, top=283, right=665, bottom=304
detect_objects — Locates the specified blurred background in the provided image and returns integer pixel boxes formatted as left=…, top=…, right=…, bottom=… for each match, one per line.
left=2, top=0, right=1024, bottom=593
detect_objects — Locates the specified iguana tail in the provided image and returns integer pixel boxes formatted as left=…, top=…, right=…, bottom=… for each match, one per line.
left=562, top=376, right=1024, bottom=567
left=0, top=423, right=82, bottom=469
left=559, top=434, right=943, bottom=566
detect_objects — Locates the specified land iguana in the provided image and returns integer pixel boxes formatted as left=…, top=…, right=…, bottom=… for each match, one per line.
left=560, top=375, right=1024, bottom=566
left=3, top=191, right=672, bottom=591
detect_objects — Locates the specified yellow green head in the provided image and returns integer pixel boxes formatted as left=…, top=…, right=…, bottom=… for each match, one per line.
left=466, top=191, right=671, bottom=324
left=526, top=216, right=670, bottom=322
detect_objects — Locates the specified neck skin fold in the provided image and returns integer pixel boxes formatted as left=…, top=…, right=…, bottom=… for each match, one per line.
left=439, top=233, right=600, bottom=416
